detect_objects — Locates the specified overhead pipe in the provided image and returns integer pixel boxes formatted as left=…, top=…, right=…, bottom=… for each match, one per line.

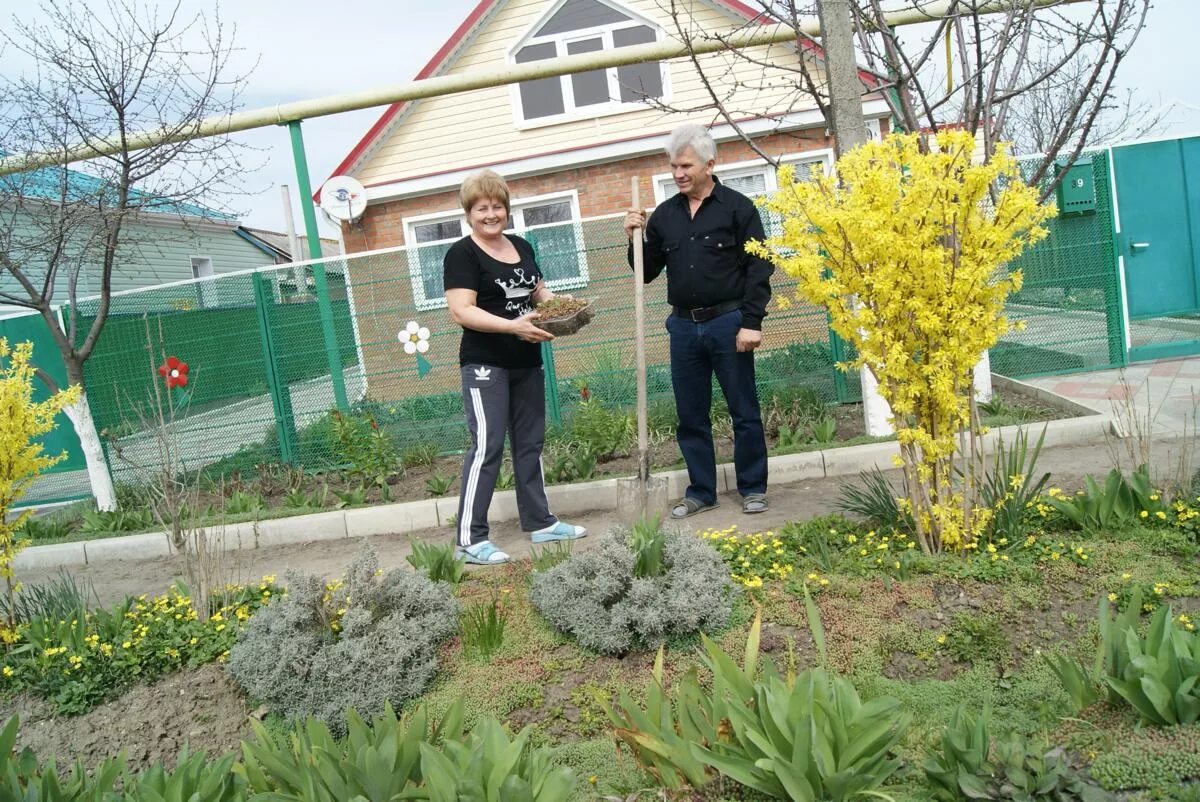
left=0, top=0, right=1083, bottom=177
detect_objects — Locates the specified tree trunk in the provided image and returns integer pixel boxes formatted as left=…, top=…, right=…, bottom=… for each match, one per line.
left=818, top=0, right=870, bottom=158
left=817, top=0, right=894, bottom=436
left=62, top=392, right=117, bottom=511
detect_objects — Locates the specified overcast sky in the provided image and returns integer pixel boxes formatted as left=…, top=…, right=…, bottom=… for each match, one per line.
left=2, top=0, right=1196, bottom=238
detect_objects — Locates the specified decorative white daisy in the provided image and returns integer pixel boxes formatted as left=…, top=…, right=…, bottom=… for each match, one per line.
left=399, top=320, right=430, bottom=354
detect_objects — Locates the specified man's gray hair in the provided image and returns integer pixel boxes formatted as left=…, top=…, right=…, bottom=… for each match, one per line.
left=665, top=123, right=716, bottom=162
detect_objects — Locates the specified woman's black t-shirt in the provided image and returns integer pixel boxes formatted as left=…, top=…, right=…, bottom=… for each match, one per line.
left=442, top=234, right=543, bottom=369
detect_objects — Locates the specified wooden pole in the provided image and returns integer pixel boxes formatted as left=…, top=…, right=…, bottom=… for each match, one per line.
left=631, top=177, right=649, bottom=483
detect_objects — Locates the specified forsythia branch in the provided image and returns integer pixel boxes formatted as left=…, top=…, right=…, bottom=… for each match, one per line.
left=748, top=131, right=1055, bottom=551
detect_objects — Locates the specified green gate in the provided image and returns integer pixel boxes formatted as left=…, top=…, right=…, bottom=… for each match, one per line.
left=0, top=311, right=88, bottom=504
left=1112, top=135, right=1200, bottom=361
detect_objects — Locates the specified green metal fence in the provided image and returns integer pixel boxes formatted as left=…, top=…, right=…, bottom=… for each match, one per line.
left=58, top=215, right=853, bottom=487
left=20, top=165, right=1124, bottom=500
left=992, top=152, right=1125, bottom=377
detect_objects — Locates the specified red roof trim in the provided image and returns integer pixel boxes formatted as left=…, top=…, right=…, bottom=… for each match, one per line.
left=321, top=0, right=495, bottom=194
left=322, top=0, right=879, bottom=199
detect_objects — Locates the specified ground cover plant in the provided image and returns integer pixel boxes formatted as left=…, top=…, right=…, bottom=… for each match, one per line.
left=0, top=578, right=276, bottom=714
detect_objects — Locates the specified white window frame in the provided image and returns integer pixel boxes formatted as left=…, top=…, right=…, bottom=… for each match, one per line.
left=651, top=149, right=836, bottom=205
left=507, top=0, right=672, bottom=130
left=189, top=255, right=218, bottom=308
left=403, top=190, right=589, bottom=311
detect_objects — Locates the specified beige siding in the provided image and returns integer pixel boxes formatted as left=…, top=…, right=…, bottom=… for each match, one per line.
left=356, top=0, right=823, bottom=185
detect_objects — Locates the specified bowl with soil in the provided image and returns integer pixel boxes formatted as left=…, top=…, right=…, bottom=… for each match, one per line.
left=533, top=297, right=594, bottom=337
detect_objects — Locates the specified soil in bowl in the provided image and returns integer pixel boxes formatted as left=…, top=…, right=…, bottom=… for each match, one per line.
left=533, top=297, right=594, bottom=337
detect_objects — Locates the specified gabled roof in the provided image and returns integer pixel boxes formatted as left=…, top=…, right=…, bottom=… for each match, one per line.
left=237, top=227, right=343, bottom=261
left=0, top=154, right=235, bottom=222
left=323, top=0, right=875, bottom=196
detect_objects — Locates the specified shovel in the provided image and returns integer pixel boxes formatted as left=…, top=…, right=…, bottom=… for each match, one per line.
left=616, top=177, right=668, bottom=526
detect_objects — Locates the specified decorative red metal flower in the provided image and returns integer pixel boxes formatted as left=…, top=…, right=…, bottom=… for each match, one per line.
left=158, top=356, right=189, bottom=389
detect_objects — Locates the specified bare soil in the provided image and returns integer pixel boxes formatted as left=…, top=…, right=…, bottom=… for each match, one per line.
left=0, top=664, right=253, bottom=773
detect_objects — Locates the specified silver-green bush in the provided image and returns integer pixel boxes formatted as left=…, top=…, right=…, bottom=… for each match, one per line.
left=530, top=528, right=735, bottom=654
left=226, top=544, right=460, bottom=734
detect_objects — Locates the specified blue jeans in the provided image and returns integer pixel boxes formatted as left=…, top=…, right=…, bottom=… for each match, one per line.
left=666, top=309, right=767, bottom=505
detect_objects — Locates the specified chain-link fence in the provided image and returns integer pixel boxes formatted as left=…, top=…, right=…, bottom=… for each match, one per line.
left=64, top=214, right=857, bottom=487
left=17, top=156, right=1125, bottom=502
left=994, top=152, right=1125, bottom=377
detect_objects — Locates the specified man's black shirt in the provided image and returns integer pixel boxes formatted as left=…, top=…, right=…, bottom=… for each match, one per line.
left=627, top=177, right=773, bottom=330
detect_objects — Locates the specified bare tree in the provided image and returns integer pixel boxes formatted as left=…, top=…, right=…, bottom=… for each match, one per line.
left=0, top=0, right=251, bottom=509
left=999, top=48, right=1165, bottom=156
left=853, top=0, right=1151, bottom=191
left=658, top=0, right=1152, bottom=195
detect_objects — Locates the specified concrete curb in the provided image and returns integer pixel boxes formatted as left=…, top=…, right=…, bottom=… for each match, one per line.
left=14, top=403, right=1116, bottom=571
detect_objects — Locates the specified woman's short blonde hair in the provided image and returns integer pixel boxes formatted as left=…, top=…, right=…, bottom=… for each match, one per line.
left=459, top=169, right=510, bottom=214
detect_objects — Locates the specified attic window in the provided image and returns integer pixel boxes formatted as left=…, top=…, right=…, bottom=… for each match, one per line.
left=513, top=0, right=666, bottom=124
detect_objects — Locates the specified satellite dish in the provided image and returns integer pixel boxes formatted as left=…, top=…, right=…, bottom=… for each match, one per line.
left=320, top=175, right=367, bottom=223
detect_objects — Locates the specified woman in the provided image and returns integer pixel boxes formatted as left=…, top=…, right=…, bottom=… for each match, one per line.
left=443, top=169, right=586, bottom=565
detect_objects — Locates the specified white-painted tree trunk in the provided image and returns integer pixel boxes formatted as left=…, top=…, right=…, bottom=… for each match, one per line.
left=973, top=351, right=994, bottom=402
left=62, top=393, right=117, bottom=511
left=861, top=365, right=895, bottom=436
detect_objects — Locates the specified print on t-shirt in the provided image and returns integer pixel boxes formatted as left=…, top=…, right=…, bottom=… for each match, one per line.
left=495, top=266, right=538, bottom=315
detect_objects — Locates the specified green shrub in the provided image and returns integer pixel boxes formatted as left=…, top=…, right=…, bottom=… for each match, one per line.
left=18, top=515, right=73, bottom=542
left=225, top=544, right=460, bottom=734
left=223, top=489, right=264, bottom=515
left=0, top=716, right=244, bottom=802
left=461, top=595, right=507, bottom=660
left=1049, top=589, right=1200, bottom=727
left=1101, top=600, right=1200, bottom=726
left=810, top=414, right=837, bottom=443
left=530, top=528, right=735, bottom=655
left=943, top=612, right=1011, bottom=665
left=608, top=612, right=909, bottom=798
left=0, top=568, right=97, bottom=625
left=406, top=540, right=466, bottom=585
left=401, top=442, right=439, bottom=469
left=78, top=507, right=154, bottom=533
left=238, top=698, right=573, bottom=802
left=567, top=399, right=633, bottom=458
left=982, top=427, right=1050, bottom=544
left=530, top=539, right=574, bottom=572
left=629, top=516, right=665, bottom=579
left=547, top=445, right=598, bottom=483
left=923, top=705, right=1110, bottom=800
left=424, top=472, right=454, bottom=496
left=1048, top=465, right=1165, bottom=533
left=836, top=467, right=914, bottom=534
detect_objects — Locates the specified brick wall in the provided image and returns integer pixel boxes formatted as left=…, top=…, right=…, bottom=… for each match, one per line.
left=342, top=128, right=836, bottom=254
left=341, top=129, right=840, bottom=402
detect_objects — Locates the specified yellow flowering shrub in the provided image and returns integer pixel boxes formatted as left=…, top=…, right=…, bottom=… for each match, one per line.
left=0, top=339, right=81, bottom=640
left=0, top=577, right=278, bottom=714
left=750, top=132, right=1055, bottom=553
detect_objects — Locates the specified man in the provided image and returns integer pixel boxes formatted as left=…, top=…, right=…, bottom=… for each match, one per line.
left=624, top=122, right=773, bottom=518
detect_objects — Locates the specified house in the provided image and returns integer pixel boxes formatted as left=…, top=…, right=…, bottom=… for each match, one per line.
left=324, top=0, right=892, bottom=401
left=237, top=227, right=347, bottom=302
left=237, top=227, right=343, bottom=264
left=0, top=160, right=274, bottom=315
